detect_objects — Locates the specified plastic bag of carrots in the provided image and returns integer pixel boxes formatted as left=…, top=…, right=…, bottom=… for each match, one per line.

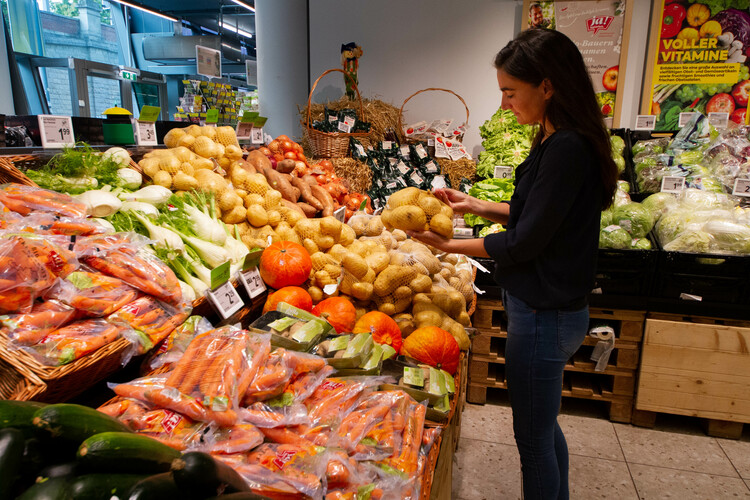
left=241, top=348, right=297, bottom=405
left=143, top=315, right=213, bottom=372
left=26, top=318, right=128, bottom=365
left=303, top=376, right=391, bottom=428
left=0, top=235, right=78, bottom=314
left=98, top=397, right=151, bottom=426
left=0, top=299, right=77, bottom=345
left=208, top=423, right=264, bottom=454
left=331, top=391, right=409, bottom=457
left=45, top=271, right=140, bottom=317
left=107, top=295, right=192, bottom=354
left=247, top=350, right=331, bottom=407
left=0, top=183, right=87, bottom=218
left=242, top=443, right=328, bottom=499
left=76, top=233, right=182, bottom=305
left=9, top=213, right=108, bottom=236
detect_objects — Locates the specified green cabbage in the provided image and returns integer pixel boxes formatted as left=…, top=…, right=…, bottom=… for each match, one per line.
left=611, top=202, right=654, bottom=238
left=663, top=230, right=713, bottom=253
left=599, top=225, right=631, bottom=249
left=610, top=135, right=625, bottom=155
left=600, top=210, right=613, bottom=229
left=476, top=108, right=535, bottom=178
left=630, top=238, right=652, bottom=250
left=642, top=192, right=677, bottom=219
left=478, top=223, right=506, bottom=237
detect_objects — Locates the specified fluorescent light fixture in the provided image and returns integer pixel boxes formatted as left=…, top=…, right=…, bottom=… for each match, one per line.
left=222, top=43, right=239, bottom=51
left=228, top=0, right=255, bottom=12
left=108, top=0, right=178, bottom=22
left=220, top=21, right=253, bottom=38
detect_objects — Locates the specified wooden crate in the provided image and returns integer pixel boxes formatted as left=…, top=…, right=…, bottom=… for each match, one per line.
left=636, top=315, right=750, bottom=436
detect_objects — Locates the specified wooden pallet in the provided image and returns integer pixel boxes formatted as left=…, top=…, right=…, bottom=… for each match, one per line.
left=631, top=409, right=747, bottom=439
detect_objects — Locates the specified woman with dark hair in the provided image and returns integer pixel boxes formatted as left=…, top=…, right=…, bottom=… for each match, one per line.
left=408, top=28, right=618, bottom=499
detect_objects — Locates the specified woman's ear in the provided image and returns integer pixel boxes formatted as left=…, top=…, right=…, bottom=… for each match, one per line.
left=542, top=78, right=554, bottom=100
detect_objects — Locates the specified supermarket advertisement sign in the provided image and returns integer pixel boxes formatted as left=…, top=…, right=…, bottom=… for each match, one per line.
left=644, top=1, right=750, bottom=130
left=523, top=1, right=629, bottom=128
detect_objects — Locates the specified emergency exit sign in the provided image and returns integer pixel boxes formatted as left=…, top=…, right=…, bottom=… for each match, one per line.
left=120, top=70, right=137, bottom=81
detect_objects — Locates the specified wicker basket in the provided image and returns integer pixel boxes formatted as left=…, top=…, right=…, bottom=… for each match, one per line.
left=398, top=88, right=470, bottom=154
left=0, top=155, right=42, bottom=186
left=0, top=333, right=132, bottom=403
left=302, top=68, right=371, bottom=158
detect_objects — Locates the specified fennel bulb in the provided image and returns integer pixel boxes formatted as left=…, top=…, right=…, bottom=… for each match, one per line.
left=117, top=168, right=143, bottom=190
left=121, top=185, right=172, bottom=207
left=184, top=203, right=227, bottom=245
left=90, top=218, right=116, bottom=233
left=76, top=190, right=122, bottom=217
left=120, top=201, right=159, bottom=218
left=128, top=210, right=185, bottom=252
left=178, top=278, right=198, bottom=303
left=103, top=147, right=132, bottom=167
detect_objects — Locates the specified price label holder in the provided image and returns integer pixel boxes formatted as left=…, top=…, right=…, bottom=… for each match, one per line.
left=494, top=166, right=513, bottom=179
left=239, top=266, right=266, bottom=299
left=206, top=109, right=219, bottom=124
left=635, top=115, right=656, bottom=131
left=660, top=176, right=685, bottom=193
left=679, top=112, right=699, bottom=128
left=251, top=127, right=264, bottom=144
left=134, top=120, right=157, bottom=146
left=732, top=177, right=750, bottom=197
left=139, top=105, right=161, bottom=122
left=334, top=205, right=346, bottom=222
left=242, top=248, right=264, bottom=271
left=207, top=261, right=243, bottom=320
left=708, top=112, right=729, bottom=129
left=38, top=115, right=75, bottom=148
left=236, top=122, right=253, bottom=140
left=381, top=141, right=392, bottom=150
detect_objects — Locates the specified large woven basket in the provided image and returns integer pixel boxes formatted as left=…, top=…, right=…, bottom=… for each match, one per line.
left=398, top=88, right=470, bottom=153
left=0, top=155, right=42, bottom=186
left=303, top=68, right=371, bottom=158
left=0, top=333, right=132, bottom=403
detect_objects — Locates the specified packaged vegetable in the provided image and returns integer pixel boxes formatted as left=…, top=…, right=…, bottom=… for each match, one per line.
left=8, top=213, right=107, bottom=236
left=0, top=183, right=88, bottom=218
left=129, top=408, right=209, bottom=451
left=242, top=443, right=327, bottom=499
left=304, top=376, right=389, bottom=427
left=45, top=270, right=140, bottom=317
left=209, top=423, right=265, bottom=454
left=107, top=295, right=192, bottom=353
left=28, top=318, right=127, bottom=365
left=144, top=315, right=213, bottom=371
left=0, top=299, right=77, bottom=345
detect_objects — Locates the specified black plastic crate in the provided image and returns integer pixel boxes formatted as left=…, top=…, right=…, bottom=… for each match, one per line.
left=652, top=250, right=750, bottom=305
left=594, top=246, right=658, bottom=297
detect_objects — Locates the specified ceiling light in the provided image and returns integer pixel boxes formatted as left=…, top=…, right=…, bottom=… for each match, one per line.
left=108, top=0, right=178, bottom=22
left=222, top=43, right=239, bottom=51
left=220, top=21, right=253, bottom=38
left=228, top=0, right=255, bottom=12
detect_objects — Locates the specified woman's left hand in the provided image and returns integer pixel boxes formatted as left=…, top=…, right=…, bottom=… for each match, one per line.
left=406, top=230, right=453, bottom=252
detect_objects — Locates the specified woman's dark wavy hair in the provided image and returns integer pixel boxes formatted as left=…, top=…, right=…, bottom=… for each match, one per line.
left=494, top=29, right=618, bottom=210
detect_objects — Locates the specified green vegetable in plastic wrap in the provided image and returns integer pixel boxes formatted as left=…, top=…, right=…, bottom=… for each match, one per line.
left=599, top=225, right=632, bottom=249
left=630, top=238, right=652, bottom=250
left=610, top=135, right=625, bottom=155
left=611, top=202, right=654, bottom=238
left=478, top=224, right=506, bottom=237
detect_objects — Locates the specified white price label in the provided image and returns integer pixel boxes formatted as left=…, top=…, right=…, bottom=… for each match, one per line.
left=337, top=121, right=352, bottom=133
left=416, top=144, right=428, bottom=159
left=732, top=178, right=750, bottom=197
left=453, top=227, right=473, bottom=238
left=239, top=266, right=266, bottom=299
left=236, top=121, right=253, bottom=140
left=381, top=141, right=392, bottom=150
left=660, top=176, right=685, bottom=193
left=397, top=161, right=410, bottom=175
left=494, top=166, right=513, bottom=179
left=343, top=116, right=356, bottom=127
left=425, top=161, right=438, bottom=173
left=134, top=121, right=157, bottom=146
left=38, top=115, right=75, bottom=148
left=334, top=205, right=346, bottom=222
left=635, top=115, right=656, bottom=131
left=679, top=112, right=699, bottom=128
left=355, top=144, right=366, bottom=156
left=400, top=145, right=411, bottom=158
left=708, top=112, right=729, bottom=129
left=207, top=281, right=244, bottom=319
left=427, top=138, right=435, bottom=147
left=251, top=127, right=264, bottom=144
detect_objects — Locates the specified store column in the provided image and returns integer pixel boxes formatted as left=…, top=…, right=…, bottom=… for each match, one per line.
left=255, top=0, right=309, bottom=140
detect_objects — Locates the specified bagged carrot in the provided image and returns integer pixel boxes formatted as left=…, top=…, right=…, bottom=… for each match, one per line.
left=303, top=377, right=391, bottom=428
left=262, top=352, right=333, bottom=408
left=29, top=318, right=127, bottom=365
left=0, top=299, right=77, bottom=345
left=387, top=401, right=427, bottom=477
left=351, top=391, right=411, bottom=462
left=107, top=295, right=192, bottom=354
left=143, top=315, right=213, bottom=372
left=242, top=349, right=296, bottom=405
left=129, top=408, right=209, bottom=450
left=9, top=213, right=107, bottom=236
left=244, top=443, right=327, bottom=499
left=238, top=402, right=310, bottom=429
left=209, top=423, right=264, bottom=454
left=0, top=183, right=87, bottom=218
left=45, top=271, right=140, bottom=317
left=97, top=397, right=150, bottom=427
left=330, top=391, right=402, bottom=453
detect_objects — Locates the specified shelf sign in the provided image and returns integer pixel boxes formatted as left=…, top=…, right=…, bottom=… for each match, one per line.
left=494, top=166, right=513, bottom=179
left=635, top=115, right=656, bottom=130
left=196, top=45, right=222, bottom=79
left=678, top=112, right=699, bottom=128
left=251, top=127, right=264, bottom=144
left=732, top=178, right=750, bottom=197
left=708, top=112, right=729, bottom=129
left=206, top=109, right=219, bottom=124
left=38, top=115, right=75, bottom=148
left=236, top=121, right=252, bottom=140
left=139, top=105, right=161, bottom=122
left=239, top=266, right=266, bottom=299
left=207, top=281, right=244, bottom=320
left=134, top=120, right=157, bottom=146
left=660, top=176, right=685, bottom=193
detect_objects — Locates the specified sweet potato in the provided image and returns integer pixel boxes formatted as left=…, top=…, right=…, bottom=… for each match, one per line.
left=247, top=150, right=272, bottom=172
left=290, top=176, right=323, bottom=211
left=297, top=202, right=318, bottom=217
left=261, top=166, right=297, bottom=202
left=280, top=199, right=307, bottom=217
left=310, top=184, right=335, bottom=217
left=276, top=159, right=296, bottom=173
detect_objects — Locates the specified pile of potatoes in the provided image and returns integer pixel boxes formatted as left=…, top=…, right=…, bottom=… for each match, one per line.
left=381, top=187, right=455, bottom=238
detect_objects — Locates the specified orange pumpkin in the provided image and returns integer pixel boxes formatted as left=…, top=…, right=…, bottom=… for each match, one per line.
left=263, top=286, right=313, bottom=314
left=312, top=297, right=356, bottom=334
left=353, top=311, right=403, bottom=353
left=400, top=326, right=460, bottom=375
left=259, top=241, right=312, bottom=289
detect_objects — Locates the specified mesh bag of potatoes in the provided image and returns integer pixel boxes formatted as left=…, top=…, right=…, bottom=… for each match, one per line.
left=161, top=125, right=242, bottom=172
left=381, top=187, right=454, bottom=238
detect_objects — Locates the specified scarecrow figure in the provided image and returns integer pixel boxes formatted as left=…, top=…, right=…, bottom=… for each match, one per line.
left=341, top=42, right=363, bottom=100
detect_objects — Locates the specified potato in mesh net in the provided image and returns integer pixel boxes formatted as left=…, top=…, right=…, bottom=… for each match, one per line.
left=215, top=126, right=240, bottom=147
left=373, top=265, right=416, bottom=297
left=381, top=188, right=454, bottom=238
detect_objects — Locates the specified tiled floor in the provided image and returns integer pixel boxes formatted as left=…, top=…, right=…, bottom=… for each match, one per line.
left=452, top=400, right=750, bottom=499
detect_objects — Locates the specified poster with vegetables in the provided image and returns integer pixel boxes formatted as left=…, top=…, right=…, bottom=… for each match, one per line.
left=523, top=0, right=630, bottom=127
left=644, top=1, right=750, bottom=130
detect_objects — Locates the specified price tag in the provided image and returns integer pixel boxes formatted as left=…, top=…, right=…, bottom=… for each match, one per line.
left=251, top=127, right=264, bottom=144
left=679, top=112, right=699, bottom=128
left=427, top=138, right=435, bottom=147
left=328, top=115, right=338, bottom=123
left=381, top=141, right=392, bottom=150
left=236, top=121, right=253, bottom=140
left=660, top=176, right=685, bottom=193
left=334, top=205, right=346, bottom=222
left=732, top=177, right=750, bottom=197
left=708, top=112, right=729, bottom=129
left=210, top=261, right=231, bottom=290
left=38, top=115, right=75, bottom=148
left=337, top=121, right=352, bottom=133
left=134, top=120, right=157, bottom=146
left=415, top=144, right=428, bottom=159
left=453, top=227, right=473, bottom=238
left=138, top=105, right=161, bottom=122
left=399, top=145, right=411, bottom=158
left=205, top=109, right=219, bottom=123
left=207, top=281, right=244, bottom=320
left=343, top=116, right=356, bottom=128
left=635, top=115, right=656, bottom=131
left=425, top=161, right=438, bottom=173
left=494, top=166, right=513, bottom=179
left=239, top=266, right=266, bottom=299
left=397, top=161, right=410, bottom=175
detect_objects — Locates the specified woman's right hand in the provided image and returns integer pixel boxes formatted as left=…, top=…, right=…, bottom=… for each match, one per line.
left=434, top=188, right=474, bottom=215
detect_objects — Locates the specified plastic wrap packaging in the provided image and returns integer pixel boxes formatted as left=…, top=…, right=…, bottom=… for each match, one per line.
left=330, top=391, right=406, bottom=456
left=107, top=295, right=192, bottom=354
left=130, top=408, right=209, bottom=450
left=0, top=183, right=87, bottom=218
left=8, top=213, right=108, bottom=236
left=0, top=299, right=77, bottom=345
left=242, top=443, right=327, bottom=500
left=239, top=402, right=310, bottom=429
left=349, top=391, right=411, bottom=462
left=144, top=315, right=214, bottom=371
left=44, top=271, right=140, bottom=317
left=25, top=318, right=128, bottom=365
left=303, top=376, right=391, bottom=428
left=97, top=397, right=151, bottom=427
left=242, top=349, right=296, bottom=405
left=209, top=423, right=264, bottom=454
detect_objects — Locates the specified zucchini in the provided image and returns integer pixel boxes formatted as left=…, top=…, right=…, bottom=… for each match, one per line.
left=77, top=432, right=181, bottom=474
left=37, top=461, right=80, bottom=480
left=69, top=473, right=149, bottom=500
left=16, top=476, right=73, bottom=500
left=0, top=400, right=47, bottom=437
left=0, top=427, right=25, bottom=498
left=32, top=404, right=131, bottom=445
left=126, top=473, right=182, bottom=500
left=172, top=451, right=250, bottom=497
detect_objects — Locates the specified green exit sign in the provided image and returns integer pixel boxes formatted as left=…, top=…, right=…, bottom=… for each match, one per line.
left=120, top=70, right=137, bottom=81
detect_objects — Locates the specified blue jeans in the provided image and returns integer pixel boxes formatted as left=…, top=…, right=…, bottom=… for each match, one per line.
left=503, top=291, right=589, bottom=500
